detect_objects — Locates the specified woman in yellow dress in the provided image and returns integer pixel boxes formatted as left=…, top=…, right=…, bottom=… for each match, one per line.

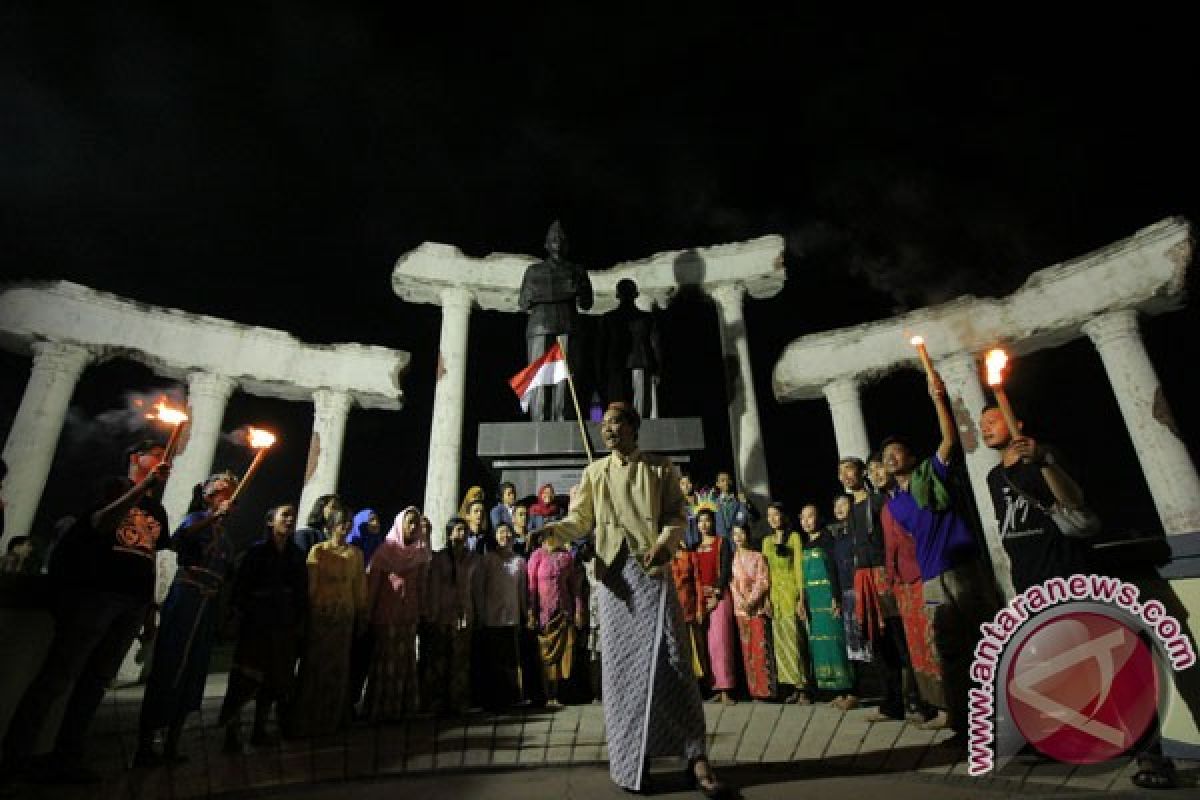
left=761, top=502, right=811, bottom=704
left=288, top=508, right=366, bottom=736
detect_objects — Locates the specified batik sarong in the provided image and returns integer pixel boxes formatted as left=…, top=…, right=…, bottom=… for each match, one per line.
left=538, top=611, right=576, bottom=682
left=596, top=550, right=706, bottom=791
left=363, top=622, right=419, bottom=721
left=802, top=548, right=853, bottom=692
left=893, top=579, right=944, bottom=708
left=288, top=607, right=355, bottom=735
left=923, top=559, right=995, bottom=727
left=702, top=593, right=736, bottom=692
left=736, top=615, right=775, bottom=699
left=840, top=588, right=871, bottom=663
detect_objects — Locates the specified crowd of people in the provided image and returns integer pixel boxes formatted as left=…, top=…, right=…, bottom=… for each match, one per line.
left=0, top=366, right=1180, bottom=792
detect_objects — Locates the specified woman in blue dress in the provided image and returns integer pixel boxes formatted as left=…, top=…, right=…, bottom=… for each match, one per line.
left=133, top=471, right=238, bottom=766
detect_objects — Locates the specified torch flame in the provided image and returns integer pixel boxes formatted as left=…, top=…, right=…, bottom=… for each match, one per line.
left=909, top=335, right=925, bottom=346
left=984, top=348, right=1009, bottom=386
left=247, top=426, right=276, bottom=449
left=148, top=401, right=188, bottom=425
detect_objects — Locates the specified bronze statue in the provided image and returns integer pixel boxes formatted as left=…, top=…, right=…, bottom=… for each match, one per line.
left=518, top=221, right=593, bottom=420
left=596, top=278, right=660, bottom=418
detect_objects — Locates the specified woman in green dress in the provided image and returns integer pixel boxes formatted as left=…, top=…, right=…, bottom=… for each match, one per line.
left=798, top=504, right=853, bottom=701
left=761, top=502, right=811, bottom=704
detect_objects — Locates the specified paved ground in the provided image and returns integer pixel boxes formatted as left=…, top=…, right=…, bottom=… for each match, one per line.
left=3, top=673, right=1194, bottom=799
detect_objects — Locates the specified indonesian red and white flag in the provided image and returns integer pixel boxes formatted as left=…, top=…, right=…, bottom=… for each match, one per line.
left=509, top=342, right=569, bottom=412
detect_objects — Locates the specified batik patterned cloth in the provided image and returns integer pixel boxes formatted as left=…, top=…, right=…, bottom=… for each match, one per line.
left=801, top=545, right=853, bottom=692
left=731, top=547, right=774, bottom=699
left=762, top=532, right=810, bottom=688
left=596, top=550, right=706, bottom=791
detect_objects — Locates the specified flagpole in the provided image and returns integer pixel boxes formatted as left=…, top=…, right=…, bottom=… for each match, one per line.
left=557, top=336, right=594, bottom=464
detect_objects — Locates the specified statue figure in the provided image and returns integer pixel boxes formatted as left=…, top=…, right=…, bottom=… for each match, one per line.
left=596, top=279, right=660, bottom=419
left=518, top=221, right=594, bottom=420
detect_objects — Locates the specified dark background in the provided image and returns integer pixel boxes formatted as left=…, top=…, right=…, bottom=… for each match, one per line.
left=2, top=6, right=1197, bottom=552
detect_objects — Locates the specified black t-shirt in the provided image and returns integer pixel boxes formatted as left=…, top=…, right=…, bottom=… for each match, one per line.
left=846, top=492, right=887, bottom=569
left=50, top=483, right=170, bottom=602
left=987, top=456, right=1092, bottom=592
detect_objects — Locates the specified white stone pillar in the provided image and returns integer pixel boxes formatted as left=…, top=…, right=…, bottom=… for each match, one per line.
left=0, top=340, right=93, bottom=548
left=823, top=377, right=870, bottom=462
left=298, top=389, right=354, bottom=523
left=1084, top=310, right=1200, bottom=534
left=423, top=286, right=473, bottom=550
left=937, top=351, right=1014, bottom=599
left=160, top=371, right=238, bottom=524
left=711, top=283, right=770, bottom=508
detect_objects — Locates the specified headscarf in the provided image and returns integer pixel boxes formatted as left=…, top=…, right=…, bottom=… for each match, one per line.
left=371, top=506, right=431, bottom=574
left=458, top=485, right=485, bottom=518
left=347, top=508, right=383, bottom=565
left=530, top=483, right=560, bottom=519
left=349, top=509, right=376, bottom=539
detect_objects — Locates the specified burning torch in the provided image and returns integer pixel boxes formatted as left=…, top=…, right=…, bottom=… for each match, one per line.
left=147, top=401, right=189, bottom=466
left=228, top=427, right=277, bottom=505
left=984, top=348, right=1021, bottom=439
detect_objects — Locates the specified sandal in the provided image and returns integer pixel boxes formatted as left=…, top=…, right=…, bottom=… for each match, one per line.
left=1132, top=759, right=1178, bottom=790
left=685, top=757, right=731, bottom=799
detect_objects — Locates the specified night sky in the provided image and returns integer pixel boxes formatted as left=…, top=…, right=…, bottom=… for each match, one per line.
left=2, top=7, right=1198, bottom=549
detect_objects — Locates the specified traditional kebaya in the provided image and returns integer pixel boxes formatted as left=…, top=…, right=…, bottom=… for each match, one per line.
left=363, top=506, right=430, bottom=720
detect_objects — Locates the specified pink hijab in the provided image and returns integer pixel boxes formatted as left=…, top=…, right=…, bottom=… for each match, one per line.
left=372, top=506, right=431, bottom=573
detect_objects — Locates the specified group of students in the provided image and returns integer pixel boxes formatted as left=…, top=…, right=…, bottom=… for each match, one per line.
left=672, top=365, right=1115, bottom=743
left=0, top=362, right=1179, bottom=791
left=166, top=479, right=602, bottom=759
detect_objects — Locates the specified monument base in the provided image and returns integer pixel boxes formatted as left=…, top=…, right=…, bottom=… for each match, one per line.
left=477, top=418, right=704, bottom=500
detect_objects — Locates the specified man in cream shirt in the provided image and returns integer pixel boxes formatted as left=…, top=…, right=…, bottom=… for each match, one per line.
left=540, top=403, right=726, bottom=798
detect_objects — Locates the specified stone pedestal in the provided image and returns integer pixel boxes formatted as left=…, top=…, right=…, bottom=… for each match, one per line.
left=474, top=417, right=705, bottom=548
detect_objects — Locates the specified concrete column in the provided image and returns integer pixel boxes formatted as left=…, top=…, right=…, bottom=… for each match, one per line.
left=822, top=377, right=870, bottom=463
left=298, top=389, right=354, bottom=522
left=423, top=286, right=473, bottom=550
left=936, top=351, right=1014, bottom=600
left=710, top=283, right=770, bottom=508
left=160, top=371, right=238, bottom=524
left=0, top=340, right=93, bottom=548
left=118, top=370, right=236, bottom=684
left=1084, top=310, right=1200, bottom=534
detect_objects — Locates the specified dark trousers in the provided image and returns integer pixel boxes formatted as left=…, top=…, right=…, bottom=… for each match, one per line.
left=482, top=626, right=521, bottom=710
left=4, top=590, right=146, bottom=762
left=873, top=615, right=911, bottom=718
